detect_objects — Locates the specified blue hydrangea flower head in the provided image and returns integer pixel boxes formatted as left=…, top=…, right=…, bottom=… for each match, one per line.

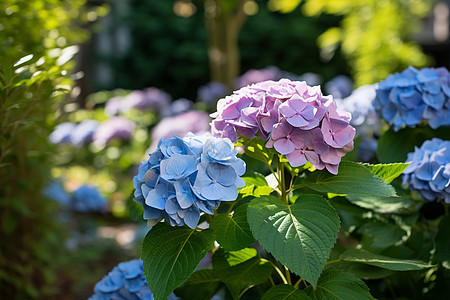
left=197, top=81, right=229, bottom=104
left=89, top=259, right=178, bottom=300
left=374, top=66, right=450, bottom=131
left=49, top=122, right=76, bottom=144
left=43, top=180, right=70, bottom=207
left=70, top=119, right=100, bottom=147
left=133, top=132, right=245, bottom=229
left=403, top=138, right=450, bottom=203
left=71, top=185, right=107, bottom=213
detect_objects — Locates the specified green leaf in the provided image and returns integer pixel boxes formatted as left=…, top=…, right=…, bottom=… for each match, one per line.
left=305, top=161, right=397, bottom=197
left=359, top=221, right=407, bottom=251
left=363, top=163, right=410, bottom=183
left=242, top=172, right=268, bottom=187
left=304, top=269, right=374, bottom=300
left=340, top=249, right=433, bottom=271
left=346, top=194, right=414, bottom=213
left=247, top=195, right=340, bottom=287
left=262, top=285, right=312, bottom=300
left=213, top=248, right=273, bottom=299
left=327, top=261, right=393, bottom=280
left=141, top=223, right=215, bottom=300
left=175, top=269, right=222, bottom=300
left=239, top=135, right=275, bottom=165
left=210, top=204, right=255, bottom=251
left=433, top=215, right=450, bottom=265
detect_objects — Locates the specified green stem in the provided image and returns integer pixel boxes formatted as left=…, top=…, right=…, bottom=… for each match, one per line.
left=293, top=278, right=306, bottom=289
left=268, top=276, right=275, bottom=287
left=284, top=266, right=292, bottom=285
left=277, top=155, right=287, bottom=204
left=287, top=183, right=305, bottom=193
left=326, top=259, right=341, bottom=265
left=262, top=259, right=288, bottom=284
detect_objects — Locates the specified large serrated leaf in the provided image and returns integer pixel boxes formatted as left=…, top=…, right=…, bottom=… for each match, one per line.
left=213, top=248, right=273, bottom=299
left=247, top=195, right=340, bottom=287
left=359, top=221, right=407, bottom=251
left=346, top=194, right=414, bottom=213
left=363, top=162, right=409, bottom=183
left=242, top=172, right=268, bottom=187
left=175, top=269, right=222, bottom=300
left=432, top=216, right=450, bottom=265
left=210, top=204, right=254, bottom=251
left=141, top=223, right=215, bottom=300
left=305, top=269, right=374, bottom=300
left=327, top=261, right=393, bottom=280
left=340, top=249, right=433, bottom=271
left=305, top=161, right=397, bottom=197
left=262, top=285, right=312, bottom=300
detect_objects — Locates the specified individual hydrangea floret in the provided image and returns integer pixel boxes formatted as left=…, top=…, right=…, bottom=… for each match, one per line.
left=211, top=79, right=356, bottom=174
left=403, top=138, right=450, bottom=203
left=49, top=122, right=76, bottom=144
left=149, top=110, right=211, bottom=152
left=373, top=66, right=450, bottom=131
left=197, top=81, right=229, bottom=104
left=133, top=132, right=245, bottom=229
left=71, top=185, right=107, bottom=213
left=89, top=259, right=178, bottom=300
left=93, top=117, right=136, bottom=146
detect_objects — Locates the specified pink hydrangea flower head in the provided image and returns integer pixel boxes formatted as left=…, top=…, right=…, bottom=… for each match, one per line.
left=211, top=79, right=356, bottom=174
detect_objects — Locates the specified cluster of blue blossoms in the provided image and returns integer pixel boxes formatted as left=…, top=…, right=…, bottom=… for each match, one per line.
left=89, top=260, right=178, bottom=300
left=373, top=66, right=450, bottom=131
left=403, top=138, right=450, bottom=203
left=133, top=132, right=245, bottom=229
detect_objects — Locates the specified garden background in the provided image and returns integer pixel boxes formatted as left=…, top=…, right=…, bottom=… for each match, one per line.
left=1, top=0, right=450, bottom=299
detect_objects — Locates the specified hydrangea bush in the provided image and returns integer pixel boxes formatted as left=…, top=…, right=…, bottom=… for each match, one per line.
left=121, top=79, right=438, bottom=300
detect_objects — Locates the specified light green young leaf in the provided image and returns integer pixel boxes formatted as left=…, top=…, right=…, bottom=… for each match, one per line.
left=247, top=195, right=340, bottom=287
left=340, top=249, right=433, bottom=271
left=262, top=284, right=311, bottom=300
left=210, top=204, right=255, bottom=251
left=305, top=161, right=397, bottom=197
left=363, top=162, right=410, bottom=183
left=141, top=223, right=215, bottom=300
left=304, top=269, right=374, bottom=300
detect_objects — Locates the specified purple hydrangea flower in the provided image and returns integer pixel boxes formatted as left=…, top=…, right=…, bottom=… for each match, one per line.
left=325, top=75, right=353, bottom=99
left=105, top=96, right=124, bottom=116
left=133, top=132, right=245, bottom=229
left=122, top=87, right=172, bottom=112
left=71, top=185, right=107, bottom=213
left=89, top=259, right=178, bottom=300
left=93, top=117, right=136, bottom=146
left=70, top=119, right=100, bottom=147
left=161, top=98, right=194, bottom=118
left=373, top=66, right=450, bottom=131
left=211, top=79, right=356, bottom=174
left=149, top=110, right=211, bottom=152
left=49, top=122, right=76, bottom=144
left=197, top=81, right=229, bottom=104
left=235, top=66, right=280, bottom=89
left=403, top=138, right=450, bottom=203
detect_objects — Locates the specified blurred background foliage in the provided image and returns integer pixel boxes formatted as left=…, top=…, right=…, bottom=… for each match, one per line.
left=269, top=0, right=434, bottom=86
left=0, top=0, right=446, bottom=298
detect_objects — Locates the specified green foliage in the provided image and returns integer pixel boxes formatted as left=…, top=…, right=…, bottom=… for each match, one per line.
left=304, top=269, right=374, bottom=300
left=213, top=248, right=273, bottom=299
left=340, top=249, right=433, bottom=271
left=175, top=269, right=222, bottom=300
left=363, top=163, right=409, bottom=183
left=433, top=216, right=450, bottom=266
left=305, top=162, right=397, bottom=197
left=262, top=284, right=311, bottom=300
left=210, top=203, right=255, bottom=251
left=247, top=195, right=340, bottom=287
left=269, top=0, right=432, bottom=86
left=141, top=223, right=215, bottom=300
